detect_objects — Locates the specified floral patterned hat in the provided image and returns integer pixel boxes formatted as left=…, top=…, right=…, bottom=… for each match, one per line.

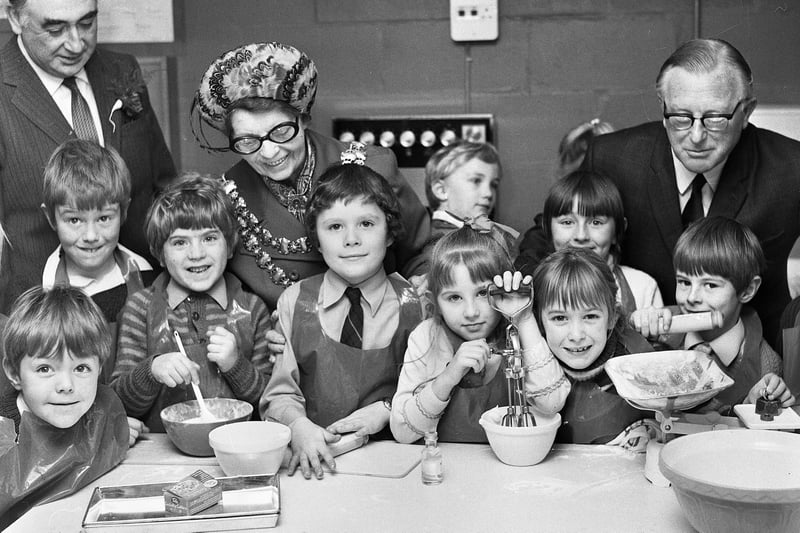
left=192, top=42, right=318, bottom=144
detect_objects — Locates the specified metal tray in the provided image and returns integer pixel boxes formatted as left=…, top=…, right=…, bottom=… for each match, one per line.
left=82, top=474, right=279, bottom=532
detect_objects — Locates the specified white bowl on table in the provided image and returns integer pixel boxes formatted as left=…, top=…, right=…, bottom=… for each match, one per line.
left=209, top=420, right=291, bottom=476
left=479, top=406, right=561, bottom=466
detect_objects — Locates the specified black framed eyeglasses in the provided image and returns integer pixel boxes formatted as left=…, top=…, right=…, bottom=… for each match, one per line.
left=663, top=99, right=746, bottom=132
left=229, top=116, right=300, bottom=155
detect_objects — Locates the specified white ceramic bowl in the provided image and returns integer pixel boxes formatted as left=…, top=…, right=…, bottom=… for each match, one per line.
left=209, top=421, right=291, bottom=476
left=160, top=398, right=253, bottom=457
left=479, top=406, right=561, bottom=466
left=659, top=429, right=800, bottom=533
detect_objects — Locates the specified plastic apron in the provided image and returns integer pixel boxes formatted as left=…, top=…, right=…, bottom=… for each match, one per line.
left=0, top=386, right=128, bottom=529
left=557, top=327, right=653, bottom=444
left=290, top=275, right=421, bottom=429
left=142, top=274, right=256, bottom=432
left=436, top=363, right=507, bottom=443
left=52, top=248, right=146, bottom=384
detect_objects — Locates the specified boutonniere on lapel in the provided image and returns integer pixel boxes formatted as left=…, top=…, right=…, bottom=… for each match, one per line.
left=107, top=66, right=147, bottom=132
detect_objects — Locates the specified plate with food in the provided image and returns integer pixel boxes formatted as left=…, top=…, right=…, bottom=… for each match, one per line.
left=605, top=350, right=734, bottom=412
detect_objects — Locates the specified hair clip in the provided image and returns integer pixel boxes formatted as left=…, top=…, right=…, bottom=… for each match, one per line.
left=340, top=141, right=367, bottom=165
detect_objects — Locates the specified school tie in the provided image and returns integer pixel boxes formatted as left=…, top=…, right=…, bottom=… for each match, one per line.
left=63, top=76, right=99, bottom=143
left=340, top=287, right=364, bottom=348
left=681, top=173, right=706, bottom=229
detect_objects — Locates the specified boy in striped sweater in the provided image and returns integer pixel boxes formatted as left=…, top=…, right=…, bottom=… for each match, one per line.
left=111, top=175, right=271, bottom=432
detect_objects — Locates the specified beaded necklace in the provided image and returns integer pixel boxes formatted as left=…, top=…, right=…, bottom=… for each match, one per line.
left=222, top=176, right=313, bottom=289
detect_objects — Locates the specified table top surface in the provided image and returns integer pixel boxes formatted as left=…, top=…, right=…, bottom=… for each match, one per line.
left=7, top=433, right=692, bottom=533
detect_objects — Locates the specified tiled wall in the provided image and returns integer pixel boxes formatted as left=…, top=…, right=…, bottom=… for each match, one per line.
left=3, top=1, right=799, bottom=232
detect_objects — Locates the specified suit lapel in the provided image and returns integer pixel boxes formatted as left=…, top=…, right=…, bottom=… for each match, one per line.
left=1, top=38, right=71, bottom=142
left=708, top=127, right=753, bottom=218
left=86, top=50, right=121, bottom=149
left=647, top=129, right=684, bottom=251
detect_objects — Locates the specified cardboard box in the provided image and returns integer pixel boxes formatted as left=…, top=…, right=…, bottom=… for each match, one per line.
left=163, top=469, right=222, bottom=515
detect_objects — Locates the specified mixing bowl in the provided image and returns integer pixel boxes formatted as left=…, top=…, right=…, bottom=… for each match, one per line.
left=605, top=350, right=734, bottom=412
left=659, top=429, right=800, bottom=533
left=479, top=406, right=561, bottom=466
left=160, top=398, right=253, bottom=456
left=209, top=420, right=292, bottom=476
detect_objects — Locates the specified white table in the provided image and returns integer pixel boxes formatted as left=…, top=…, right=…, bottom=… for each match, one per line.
left=7, top=434, right=691, bottom=532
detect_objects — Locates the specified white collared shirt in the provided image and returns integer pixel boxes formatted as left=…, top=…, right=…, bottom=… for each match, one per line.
left=42, top=244, right=153, bottom=296
left=17, top=36, right=105, bottom=145
left=685, top=318, right=745, bottom=367
left=671, top=150, right=724, bottom=215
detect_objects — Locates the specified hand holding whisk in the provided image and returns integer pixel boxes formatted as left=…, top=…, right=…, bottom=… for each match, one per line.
left=488, top=272, right=537, bottom=427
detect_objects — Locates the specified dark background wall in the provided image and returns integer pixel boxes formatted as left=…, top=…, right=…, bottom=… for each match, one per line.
left=2, top=0, right=799, bottom=232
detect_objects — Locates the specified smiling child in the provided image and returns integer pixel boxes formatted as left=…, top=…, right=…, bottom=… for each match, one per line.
left=110, top=175, right=272, bottom=432
left=0, top=286, right=128, bottom=525
left=260, top=153, right=423, bottom=479
left=532, top=248, right=653, bottom=444
left=41, top=139, right=154, bottom=382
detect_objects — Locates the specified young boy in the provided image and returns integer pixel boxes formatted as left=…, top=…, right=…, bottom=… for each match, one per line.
left=421, top=141, right=518, bottom=262
left=111, top=175, right=272, bottom=432
left=41, top=139, right=155, bottom=382
left=0, top=286, right=129, bottom=527
left=260, top=159, right=423, bottom=480
left=631, top=216, right=794, bottom=414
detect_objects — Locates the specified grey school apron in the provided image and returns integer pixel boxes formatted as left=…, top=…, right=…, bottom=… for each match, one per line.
left=290, top=274, right=421, bottom=429
left=436, top=362, right=507, bottom=443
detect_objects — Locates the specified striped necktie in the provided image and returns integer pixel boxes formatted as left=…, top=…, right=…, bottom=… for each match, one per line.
left=63, top=76, right=99, bottom=143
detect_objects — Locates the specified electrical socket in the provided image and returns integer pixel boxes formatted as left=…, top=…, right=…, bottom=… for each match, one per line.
left=450, top=0, right=498, bottom=42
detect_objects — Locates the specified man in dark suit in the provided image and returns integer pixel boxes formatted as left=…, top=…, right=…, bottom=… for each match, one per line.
left=0, top=0, right=175, bottom=312
left=581, top=38, right=800, bottom=344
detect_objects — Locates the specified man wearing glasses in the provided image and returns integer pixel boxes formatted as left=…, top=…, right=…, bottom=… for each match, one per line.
left=581, top=38, right=800, bottom=344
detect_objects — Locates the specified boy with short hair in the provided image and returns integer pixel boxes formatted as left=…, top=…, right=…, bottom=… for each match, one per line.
left=422, top=141, right=517, bottom=256
left=0, top=286, right=129, bottom=526
left=260, top=156, right=423, bottom=480
left=41, top=139, right=155, bottom=382
left=631, top=216, right=794, bottom=413
left=111, top=175, right=272, bottom=432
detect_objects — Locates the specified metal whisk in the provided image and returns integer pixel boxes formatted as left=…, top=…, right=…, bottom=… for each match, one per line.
left=500, top=325, right=536, bottom=427
left=487, top=280, right=537, bottom=427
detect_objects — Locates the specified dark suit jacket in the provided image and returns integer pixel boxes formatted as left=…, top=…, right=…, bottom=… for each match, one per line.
left=225, top=129, right=431, bottom=309
left=582, top=121, right=800, bottom=344
left=0, top=37, right=175, bottom=313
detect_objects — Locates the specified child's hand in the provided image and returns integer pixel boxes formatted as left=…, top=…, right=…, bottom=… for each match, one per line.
left=630, top=307, right=673, bottom=339
left=127, top=417, right=149, bottom=447
left=747, top=373, right=796, bottom=407
left=450, top=338, right=492, bottom=378
left=326, top=401, right=390, bottom=438
left=288, top=417, right=340, bottom=479
left=206, top=326, right=238, bottom=372
left=491, top=271, right=534, bottom=324
left=151, top=352, right=201, bottom=387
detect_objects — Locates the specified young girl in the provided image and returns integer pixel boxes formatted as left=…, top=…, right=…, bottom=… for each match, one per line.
left=390, top=226, right=569, bottom=444
left=540, top=170, right=663, bottom=317
left=532, top=248, right=654, bottom=444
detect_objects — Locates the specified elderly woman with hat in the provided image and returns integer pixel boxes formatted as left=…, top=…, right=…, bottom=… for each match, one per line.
left=193, top=42, right=430, bottom=309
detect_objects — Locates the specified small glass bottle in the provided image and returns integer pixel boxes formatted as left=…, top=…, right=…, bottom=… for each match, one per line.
left=421, top=431, right=443, bottom=485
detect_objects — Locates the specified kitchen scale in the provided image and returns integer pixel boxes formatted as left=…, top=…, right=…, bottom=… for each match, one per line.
left=605, top=350, right=800, bottom=486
